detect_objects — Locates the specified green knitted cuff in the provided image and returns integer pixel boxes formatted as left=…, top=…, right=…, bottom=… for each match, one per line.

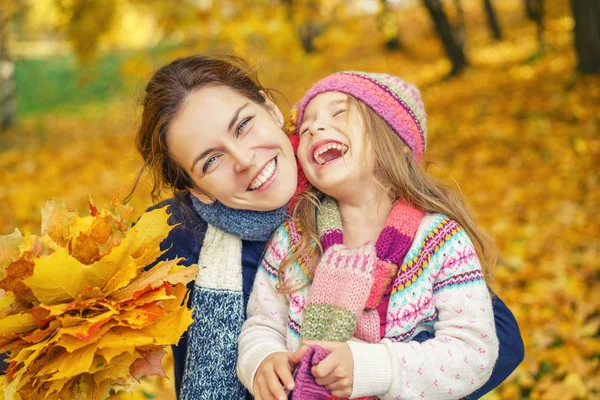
left=301, top=303, right=358, bottom=342
left=317, top=197, right=342, bottom=238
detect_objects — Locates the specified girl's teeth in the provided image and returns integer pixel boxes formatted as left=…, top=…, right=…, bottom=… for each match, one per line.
left=313, top=143, right=348, bottom=165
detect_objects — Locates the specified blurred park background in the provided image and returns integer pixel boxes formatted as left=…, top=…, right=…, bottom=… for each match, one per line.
left=1, top=0, right=599, bottom=399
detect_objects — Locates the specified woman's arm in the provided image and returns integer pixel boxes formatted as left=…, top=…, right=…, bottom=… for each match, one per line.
left=237, top=224, right=293, bottom=392
left=462, top=294, right=524, bottom=399
left=412, top=293, right=524, bottom=399
left=347, top=226, right=499, bottom=400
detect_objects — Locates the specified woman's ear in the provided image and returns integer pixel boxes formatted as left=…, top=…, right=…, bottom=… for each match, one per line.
left=260, top=90, right=284, bottom=128
left=190, top=188, right=215, bottom=205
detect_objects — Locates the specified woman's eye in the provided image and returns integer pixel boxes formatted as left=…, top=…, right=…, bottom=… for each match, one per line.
left=333, top=109, right=346, bottom=117
left=300, top=127, right=309, bottom=136
left=236, top=117, right=253, bottom=137
left=203, top=155, right=219, bottom=173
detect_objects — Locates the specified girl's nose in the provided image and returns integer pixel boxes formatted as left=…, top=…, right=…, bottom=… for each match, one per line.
left=308, top=120, right=326, bottom=136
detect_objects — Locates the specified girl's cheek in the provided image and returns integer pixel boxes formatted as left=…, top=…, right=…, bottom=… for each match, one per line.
left=297, top=150, right=311, bottom=169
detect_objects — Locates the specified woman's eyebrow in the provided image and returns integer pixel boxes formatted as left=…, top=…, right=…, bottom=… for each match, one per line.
left=191, top=147, right=215, bottom=173
left=228, top=103, right=249, bottom=131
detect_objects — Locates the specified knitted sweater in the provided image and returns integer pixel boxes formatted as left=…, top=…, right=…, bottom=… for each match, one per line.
left=238, top=214, right=500, bottom=399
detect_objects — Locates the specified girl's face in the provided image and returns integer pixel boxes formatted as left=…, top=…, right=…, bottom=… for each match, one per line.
left=297, top=92, right=375, bottom=200
left=167, top=85, right=298, bottom=211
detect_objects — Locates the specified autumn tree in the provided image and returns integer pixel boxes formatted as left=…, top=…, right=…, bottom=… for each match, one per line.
left=54, top=0, right=118, bottom=63
left=0, top=8, right=17, bottom=131
left=285, top=0, right=325, bottom=53
left=452, top=0, right=467, bottom=49
left=379, top=0, right=403, bottom=51
left=524, top=0, right=544, bottom=52
left=571, top=0, right=600, bottom=73
left=422, top=0, right=468, bottom=75
left=483, top=0, right=502, bottom=40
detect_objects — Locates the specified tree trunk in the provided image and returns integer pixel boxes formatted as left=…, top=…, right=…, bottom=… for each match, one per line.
left=422, top=0, right=468, bottom=75
left=0, top=10, right=16, bottom=131
left=524, top=0, right=536, bottom=19
left=483, top=0, right=502, bottom=40
left=453, top=0, right=466, bottom=48
left=379, top=0, right=403, bottom=50
left=297, top=22, right=322, bottom=53
left=524, top=0, right=544, bottom=52
left=288, top=0, right=323, bottom=54
left=572, top=0, right=600, bottom=73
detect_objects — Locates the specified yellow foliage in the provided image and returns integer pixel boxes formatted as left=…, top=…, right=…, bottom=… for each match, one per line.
left=0, top=200, right=196, bottom=400
left=2, top=0, right=598, bottom=399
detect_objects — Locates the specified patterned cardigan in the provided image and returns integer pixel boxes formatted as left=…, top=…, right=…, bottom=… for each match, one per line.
left=237, top=213, right=499, bottom=399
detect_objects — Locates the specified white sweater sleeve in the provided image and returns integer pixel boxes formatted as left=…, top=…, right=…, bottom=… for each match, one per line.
left=237, top=224, right=292, bottom=393
left=347, top=227, right=499, bottom=400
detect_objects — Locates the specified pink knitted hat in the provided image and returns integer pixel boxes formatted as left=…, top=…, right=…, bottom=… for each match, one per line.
left=295, top=71, right=427, bottom=161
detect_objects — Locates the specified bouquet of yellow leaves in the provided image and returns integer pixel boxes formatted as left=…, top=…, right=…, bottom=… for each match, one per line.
left=0, top=198, right=197, bottom=400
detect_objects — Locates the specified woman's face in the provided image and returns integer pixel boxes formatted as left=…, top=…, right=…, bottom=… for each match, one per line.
left=167, top=85, right=298, bottom=211
left=297, top=92, right=375, bottom=201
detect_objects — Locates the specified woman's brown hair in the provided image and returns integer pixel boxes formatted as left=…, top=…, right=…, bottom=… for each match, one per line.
left=126, top=54, right=272, bottom=205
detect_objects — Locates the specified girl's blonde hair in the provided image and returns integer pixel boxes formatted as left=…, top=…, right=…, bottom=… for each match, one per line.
left=277, top=96, right=497, bottom=293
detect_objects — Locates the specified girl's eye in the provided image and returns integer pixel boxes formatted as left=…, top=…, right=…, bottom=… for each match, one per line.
left=203, top=155, right=220, bottom=173
left=236, top=117, right=253, bottom=137
left=300, top=127, right=309, bottom=136
left=333, top=109, right=346, bottom=117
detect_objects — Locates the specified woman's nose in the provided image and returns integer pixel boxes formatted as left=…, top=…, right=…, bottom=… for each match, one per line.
left=233, top=148, right=254, bottom=173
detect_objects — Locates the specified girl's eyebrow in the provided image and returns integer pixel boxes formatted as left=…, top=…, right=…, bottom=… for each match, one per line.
left=303, top=99, right=347, bottom=124
left=329, top=99, right=347, bottom=106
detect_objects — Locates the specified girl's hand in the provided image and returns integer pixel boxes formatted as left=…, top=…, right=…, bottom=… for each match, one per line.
left=253, top=347, right=308, bottom=400
left=303, top=340, right=355, bottom=398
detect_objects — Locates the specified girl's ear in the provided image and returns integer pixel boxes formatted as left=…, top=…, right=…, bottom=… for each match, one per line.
left=260, top=90, right=284, bottom=128
left=189, top=188, right=215, bottom=205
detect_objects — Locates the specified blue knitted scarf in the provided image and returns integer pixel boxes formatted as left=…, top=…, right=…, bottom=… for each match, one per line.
left=191, top=195, right=287, bottom=241
left=180, top=195, right=287, bottom=399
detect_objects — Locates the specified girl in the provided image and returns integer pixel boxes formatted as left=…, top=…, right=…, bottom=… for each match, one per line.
left=129, top=55, right=522, bottom=399
left=238, top=72, right=504, bottom=400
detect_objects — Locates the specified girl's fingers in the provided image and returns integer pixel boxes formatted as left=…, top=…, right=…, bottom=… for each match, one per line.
left=311, top=353, right=338, bottom=378
left=253, top=385, right=261, bottom=400
left=265, top=367, right=288, bottom=400
left=288, top=345, right=309, bottom=367
left=274, top=357, right=295, bottom=391
left=302, top=339, right=339, bottom=352
left=315, top=373, right=339, bottom=386
left=331, top=388, right=352, bottom=398
left=255, top=374, right=268, bottom=400
left=325, top=377, right=350, bottom=391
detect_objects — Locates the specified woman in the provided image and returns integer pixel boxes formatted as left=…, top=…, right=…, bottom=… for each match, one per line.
left=131, top=54, right=524, bottom=399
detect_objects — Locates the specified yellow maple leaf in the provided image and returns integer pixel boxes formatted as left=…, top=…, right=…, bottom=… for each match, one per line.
left=37, top=344, right=98, bottom=380
left=0, top=229, right=23, bottom=271
left=41, top=200, right=77, bottom=247
left=0, top=313, right=38, bottom=335
left=109, top=258, right=191, bottom=301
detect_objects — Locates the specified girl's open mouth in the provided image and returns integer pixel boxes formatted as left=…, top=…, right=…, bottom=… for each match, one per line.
left=313, top=142, right=348, bottom=166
